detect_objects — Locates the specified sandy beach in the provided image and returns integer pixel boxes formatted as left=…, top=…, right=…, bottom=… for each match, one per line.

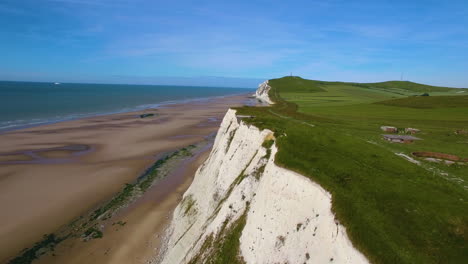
left=0, top=94, right=251, bottom=263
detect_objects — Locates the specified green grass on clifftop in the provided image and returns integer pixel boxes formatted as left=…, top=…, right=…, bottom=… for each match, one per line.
left=376, top=95, right=468, bottom=108
left=236, top=76, right=468, bottom=264
left=362, top=80, right=463, bottom=92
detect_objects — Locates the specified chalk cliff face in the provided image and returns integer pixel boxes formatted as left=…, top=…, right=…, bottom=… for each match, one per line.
left=156, top=86, right=368, bottom=263
left=254, top=81, right=274, bottom=104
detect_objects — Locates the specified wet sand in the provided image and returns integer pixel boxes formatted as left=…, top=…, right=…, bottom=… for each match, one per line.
left=35, top=142, right=211, bottom=264
left=0, top=94, right=251, bottom=263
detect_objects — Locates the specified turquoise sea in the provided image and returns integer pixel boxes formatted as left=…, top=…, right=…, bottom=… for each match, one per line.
left=0, top=81, right=252, bottom=132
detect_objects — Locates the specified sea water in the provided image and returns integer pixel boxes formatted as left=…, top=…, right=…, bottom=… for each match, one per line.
left=0, top=81, right=252, bottom=132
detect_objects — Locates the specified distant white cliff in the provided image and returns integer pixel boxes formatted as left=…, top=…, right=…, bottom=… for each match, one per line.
left=254, top=80, right=274, bottom=104
left=155, top=83, right=368, bottom=264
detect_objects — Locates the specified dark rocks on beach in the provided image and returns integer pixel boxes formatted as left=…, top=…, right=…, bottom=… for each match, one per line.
left=140, top=113, right=155, bottom=118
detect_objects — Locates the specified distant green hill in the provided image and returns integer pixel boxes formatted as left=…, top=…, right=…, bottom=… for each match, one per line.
left=269, top=76, right=467, bottom=108
left=268, top=76, right=326, bottom=93
left=271, top=76, right=465, bottom=94
left=361, top=80, right=463, bottom=93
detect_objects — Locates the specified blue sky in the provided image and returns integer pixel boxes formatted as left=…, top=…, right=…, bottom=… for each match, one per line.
left=1, top=0, right=467, bottom=88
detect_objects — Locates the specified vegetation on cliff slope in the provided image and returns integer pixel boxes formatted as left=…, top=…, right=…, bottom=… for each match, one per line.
left=236, top=76, right=468, bottom=264
left=188, top=208, right=248, bottom=264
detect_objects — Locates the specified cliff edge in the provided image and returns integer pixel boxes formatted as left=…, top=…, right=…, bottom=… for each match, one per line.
left=155, top=83, right=368, bottom=264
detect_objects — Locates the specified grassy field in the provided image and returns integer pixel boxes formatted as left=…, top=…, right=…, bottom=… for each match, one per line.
left=376, top=95, right=468, bottom=109
left=236, top=76, right=468, bottom=264
left=279, top=78, right=465, bottom=108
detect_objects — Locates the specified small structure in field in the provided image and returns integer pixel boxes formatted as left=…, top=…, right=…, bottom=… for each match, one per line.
left=382, top=134, right=421, bottom=144
left=380, top=126, right=398, bottom=133
left=405, top=128, right=420, bottom=134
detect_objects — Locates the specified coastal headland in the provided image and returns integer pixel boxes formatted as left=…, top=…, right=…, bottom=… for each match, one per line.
left=0, top=93, right=251, bottom=263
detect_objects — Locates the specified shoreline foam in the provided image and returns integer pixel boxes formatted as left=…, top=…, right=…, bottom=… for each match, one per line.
left=0, top=92, right=254, bottom=133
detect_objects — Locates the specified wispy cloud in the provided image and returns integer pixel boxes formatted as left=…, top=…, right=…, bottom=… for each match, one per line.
left=0, top=3, right=28, bottom=15
left=46, top=0, right=128, bottom=6
left=337, top=24, right=406, bottom=39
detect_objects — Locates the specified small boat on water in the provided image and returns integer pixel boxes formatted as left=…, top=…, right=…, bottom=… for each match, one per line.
left=54, top=82, right=61, bottom=85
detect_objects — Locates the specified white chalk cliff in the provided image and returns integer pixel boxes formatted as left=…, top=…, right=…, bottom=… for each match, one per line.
left=254, top=81, right=274, bottom=104
left=155, top=84, right=368, bottom=264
